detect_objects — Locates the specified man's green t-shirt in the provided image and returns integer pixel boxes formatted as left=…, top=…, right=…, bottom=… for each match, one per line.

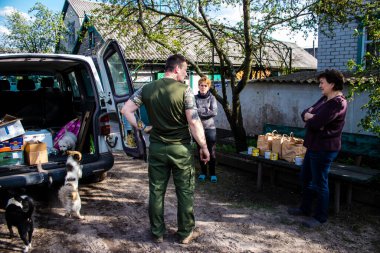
left=130, top=78, right=194, bottom=144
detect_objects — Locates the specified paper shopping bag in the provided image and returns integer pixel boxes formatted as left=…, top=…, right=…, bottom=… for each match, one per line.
left=272, top=134, right=286, bottom=159
left=281, top=133, right=307, bottom=162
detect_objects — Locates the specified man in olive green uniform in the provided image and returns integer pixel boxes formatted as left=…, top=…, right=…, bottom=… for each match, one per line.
left=121, top=54, right=210, bottom=244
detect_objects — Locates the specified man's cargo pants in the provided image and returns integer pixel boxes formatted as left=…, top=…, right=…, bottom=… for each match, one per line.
left=148, top=141, right=195, bottom=240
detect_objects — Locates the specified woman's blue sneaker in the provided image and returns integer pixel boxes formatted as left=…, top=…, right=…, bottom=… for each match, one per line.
left=210, top=175, right=217, bottom=183
left=198, top=174, right=206, bottom=182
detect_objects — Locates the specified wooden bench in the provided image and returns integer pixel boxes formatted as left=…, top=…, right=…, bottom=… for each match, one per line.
left=238, top=124, right=380, bottom=213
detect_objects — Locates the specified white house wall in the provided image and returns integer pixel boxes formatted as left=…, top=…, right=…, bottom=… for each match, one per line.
left=214, top=83, right=370, bottom=136
left=62, top=5, right=81, bottom=53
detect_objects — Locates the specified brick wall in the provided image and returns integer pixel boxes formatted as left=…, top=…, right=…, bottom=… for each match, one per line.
left=318, top=22, right=359, bottom=71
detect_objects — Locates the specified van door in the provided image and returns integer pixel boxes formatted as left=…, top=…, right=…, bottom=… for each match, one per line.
left=96, top=39, right=146, bottom=159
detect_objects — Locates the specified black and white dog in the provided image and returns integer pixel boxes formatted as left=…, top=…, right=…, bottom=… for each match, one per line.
left=5, top=194, right=34, bottom=253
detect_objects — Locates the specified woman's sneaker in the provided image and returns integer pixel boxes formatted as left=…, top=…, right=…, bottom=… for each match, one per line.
left=210, top=175, right=217, bottom=183
left=198, top=174, right=206, bottom=182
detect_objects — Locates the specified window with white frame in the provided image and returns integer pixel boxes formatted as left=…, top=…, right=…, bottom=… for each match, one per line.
left=361, top=27, right=379, bottom=66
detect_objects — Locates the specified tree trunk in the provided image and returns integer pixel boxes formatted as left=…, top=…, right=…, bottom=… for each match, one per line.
left=221, top=96, right=248, bottom=153
left=230, top=122, right=247, bottom=153
left=216, top=80, right=248, bottom=153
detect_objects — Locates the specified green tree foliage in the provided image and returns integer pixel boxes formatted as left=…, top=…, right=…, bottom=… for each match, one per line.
left=346, top=1, right=380, bottom=136
left=1, top=2, right=67, bottom=53
left=94, top=0, right=374, bottom=151
left=309, top=0, right=380, bottom=136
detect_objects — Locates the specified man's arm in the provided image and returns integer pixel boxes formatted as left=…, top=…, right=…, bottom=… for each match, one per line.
left=121, top=100, right=140, bottom=129
left=186, top=108, right=210, bottom=163
left=184, top=86, right=209, bottom=162
left=120, top=87, right=143, bottom=129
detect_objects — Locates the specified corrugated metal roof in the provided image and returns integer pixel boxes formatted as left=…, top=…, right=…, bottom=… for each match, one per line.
left=96, top=24, right=316, bottom=69
left=265, top=41, right=318, bottom=69
left=68, top=0, right=101, bottom=18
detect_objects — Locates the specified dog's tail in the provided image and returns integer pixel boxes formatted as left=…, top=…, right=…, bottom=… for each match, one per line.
left=59, top=184, right=78, bottom=203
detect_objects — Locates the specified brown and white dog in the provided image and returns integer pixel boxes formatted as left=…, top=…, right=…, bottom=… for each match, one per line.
left=58, top=153, right=83, bottom=219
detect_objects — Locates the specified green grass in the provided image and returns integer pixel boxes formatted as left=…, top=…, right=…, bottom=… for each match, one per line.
left=216, top=138, right=258, bottom=154
left=216, top=143, right=236, bottom=153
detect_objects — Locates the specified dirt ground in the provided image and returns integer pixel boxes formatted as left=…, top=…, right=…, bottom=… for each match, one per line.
left=1, top=152, right=379, bottom=253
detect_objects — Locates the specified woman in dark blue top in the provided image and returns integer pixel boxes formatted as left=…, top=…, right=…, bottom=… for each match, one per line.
left=288, top=69, right=347, bottom=228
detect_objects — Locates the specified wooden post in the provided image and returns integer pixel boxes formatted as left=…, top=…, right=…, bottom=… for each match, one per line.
left=346, top=183, right=353, bottom=208
left=257, top=162, right=263, bottom=191
left=270, top=168, right=276, bottom=187
left=334, top=181, right=341, bottom=214
left=355, top=155, right=362, bottom=166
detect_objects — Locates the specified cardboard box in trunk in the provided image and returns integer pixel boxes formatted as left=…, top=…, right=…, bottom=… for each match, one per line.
left=24, top=142, right=48, bottom=165
left=0, top=115, right=25, bottom=142
left=0, top=136, right=24, bottom=152
left=0, top=151, right=24, bottom=167
left=24, top=130, right=53, bottom=153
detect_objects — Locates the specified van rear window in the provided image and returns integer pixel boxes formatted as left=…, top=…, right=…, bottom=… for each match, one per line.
left=0, top=75, right=60, bottom=92
left=105, top=52, right=130, bottom=96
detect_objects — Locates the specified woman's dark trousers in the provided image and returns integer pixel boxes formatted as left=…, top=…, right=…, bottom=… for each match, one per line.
left=300, top=150, right=338, bottom=223
left=197, top=128, right=216, bottom=176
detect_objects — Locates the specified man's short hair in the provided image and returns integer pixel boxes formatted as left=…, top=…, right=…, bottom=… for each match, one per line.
left=317, top=69, right=345, bottom=91
left=165, top=54, right=187, bottom=72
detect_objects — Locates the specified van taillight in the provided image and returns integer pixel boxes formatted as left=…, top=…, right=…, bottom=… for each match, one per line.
left=99, top=115, right=111, bottom=135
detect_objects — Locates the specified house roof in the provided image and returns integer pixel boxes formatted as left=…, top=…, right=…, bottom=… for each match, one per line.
left=65, top=0, right=317, bottom=70
left=95, top=25, right=244, bottom=66
left=64, top=0, right=101, bottom=18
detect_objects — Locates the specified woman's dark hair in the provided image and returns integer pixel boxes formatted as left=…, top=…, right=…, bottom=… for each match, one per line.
left=317, top=69, right=344, bottom=91
left=165, top=54, right=187, bottom=72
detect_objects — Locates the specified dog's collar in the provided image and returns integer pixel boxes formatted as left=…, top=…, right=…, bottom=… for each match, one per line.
left=6, top=198, right=23, bottom=209
left=66, top=177, right=77, bottom=182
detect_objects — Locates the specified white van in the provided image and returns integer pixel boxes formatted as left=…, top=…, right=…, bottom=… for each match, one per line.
left=0, top=40, right=146, bottom=189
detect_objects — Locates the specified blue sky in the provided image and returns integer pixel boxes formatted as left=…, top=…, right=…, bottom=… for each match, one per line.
left=0, top=0, right=317, bottom=48
left=0, top=0, right=64, bottom=13
left=0, top=0, right=65, bottom=35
